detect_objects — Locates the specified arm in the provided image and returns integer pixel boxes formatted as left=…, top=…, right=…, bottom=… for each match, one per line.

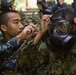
left=0, top=24, right=38, bottom=52
left=33, top=15, right=51, bottom=44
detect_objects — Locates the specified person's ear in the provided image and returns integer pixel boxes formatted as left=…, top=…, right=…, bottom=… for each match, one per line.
left=0, top=25, right=7, bottom=32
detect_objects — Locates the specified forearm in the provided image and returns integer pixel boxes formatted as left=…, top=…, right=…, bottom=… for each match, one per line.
left=33, top=15, right=51, bottom=44
left=33, top=31, right=44, bottom=44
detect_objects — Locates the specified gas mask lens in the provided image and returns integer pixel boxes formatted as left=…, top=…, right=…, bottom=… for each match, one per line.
left=54, top=21, right=70, bottom=34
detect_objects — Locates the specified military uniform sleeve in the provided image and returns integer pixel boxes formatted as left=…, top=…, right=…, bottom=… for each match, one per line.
left=0, top=37, right=20, bottom=52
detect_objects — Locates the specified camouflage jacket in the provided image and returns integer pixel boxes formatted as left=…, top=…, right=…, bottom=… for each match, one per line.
left=36, top=43, right=76, bottom=75
left=0, top=36, right=21, bottom=71
left=0, top=36, right=20, bottom=52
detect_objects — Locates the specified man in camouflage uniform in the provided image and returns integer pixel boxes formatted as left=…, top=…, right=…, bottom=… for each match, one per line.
left=38, top=7, right=76, bottom=75
left=0, top=5, right=51, bottom=74
left=47, top=7, right=76, bottom=75
left=0, top=10, right=38, bottom=74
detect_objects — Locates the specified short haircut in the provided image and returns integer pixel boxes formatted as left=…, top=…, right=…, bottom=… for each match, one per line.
left=0, top=10, right=18, bottom=26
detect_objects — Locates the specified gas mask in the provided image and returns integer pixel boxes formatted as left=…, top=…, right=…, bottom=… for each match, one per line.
left=46, top=8, right=76, bottom=52
left=0, top=0, right=13, bottom=12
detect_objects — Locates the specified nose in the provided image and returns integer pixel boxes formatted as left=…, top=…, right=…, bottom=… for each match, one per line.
left=19, top=22, right=24, bottom=29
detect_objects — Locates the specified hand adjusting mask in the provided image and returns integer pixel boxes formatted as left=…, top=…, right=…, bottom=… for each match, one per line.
left=46, top=8, right=76, bottom=52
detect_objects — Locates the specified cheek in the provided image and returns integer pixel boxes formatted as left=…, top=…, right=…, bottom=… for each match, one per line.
left=7, top=25, right=19, bottom=36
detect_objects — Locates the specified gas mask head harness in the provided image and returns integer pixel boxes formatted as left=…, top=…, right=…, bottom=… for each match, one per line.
left=46, top=8, right=76, bottom=52
left=0, top=0, right=13, bottom=12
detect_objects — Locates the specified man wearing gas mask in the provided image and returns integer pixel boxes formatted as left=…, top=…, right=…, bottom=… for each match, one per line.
left=46, top=8, right=76, bottom=52
left=57, top=0, right=67, bottom=8
left=44, top=8, right=76, bottom=75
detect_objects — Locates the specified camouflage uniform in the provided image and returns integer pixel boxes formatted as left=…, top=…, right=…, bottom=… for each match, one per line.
left=0, top=35, right=22, bottom=73
left=36, top=43, right=76, bottom=75
left=46, top=43, right=76, bottom=75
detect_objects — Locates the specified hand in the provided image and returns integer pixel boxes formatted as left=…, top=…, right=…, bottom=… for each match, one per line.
left=17, top=23, right=38, bottom=42
left=40, top=15, right=52, bottom=34
left=33, top=15, right=52, bottom=44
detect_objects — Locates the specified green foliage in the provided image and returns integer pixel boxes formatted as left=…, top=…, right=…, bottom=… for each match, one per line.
left=19, top=11, right=40, bottom=26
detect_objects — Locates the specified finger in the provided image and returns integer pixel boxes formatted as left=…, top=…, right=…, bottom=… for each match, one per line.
left=42, top=17, right=50, bottom=24
left=23, top=28, right=32, bottom=34
left=27, top=27, right=37, bottom=33
left=29, top=24, right=39, bottom=32
left=29, top=23, right=37, bottom=28
left=41, top=15, right=50, bottom=22
left=30, top=27, right=36, bottom=33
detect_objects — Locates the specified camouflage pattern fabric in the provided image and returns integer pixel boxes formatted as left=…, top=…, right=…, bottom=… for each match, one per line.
left=17, top=12, right=76, bottom=75
left=0, top=36, right=20, bottom=52
left=48, top=43, right=76, bottom=75
left=18, top=41, right=49, bottom=75
left=0, top=36, right=21, bottom=72
left=36, top=43, right=76, bottom=75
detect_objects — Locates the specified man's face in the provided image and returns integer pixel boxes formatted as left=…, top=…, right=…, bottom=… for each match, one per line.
left=5, top=12, right=24, bottom=38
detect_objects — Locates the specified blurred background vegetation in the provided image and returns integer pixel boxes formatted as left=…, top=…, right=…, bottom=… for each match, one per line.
left=10, top=0, right=73, bottom=11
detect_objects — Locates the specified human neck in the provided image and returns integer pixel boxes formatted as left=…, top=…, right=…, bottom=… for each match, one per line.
left=3, top=34, right=13, bottom=42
